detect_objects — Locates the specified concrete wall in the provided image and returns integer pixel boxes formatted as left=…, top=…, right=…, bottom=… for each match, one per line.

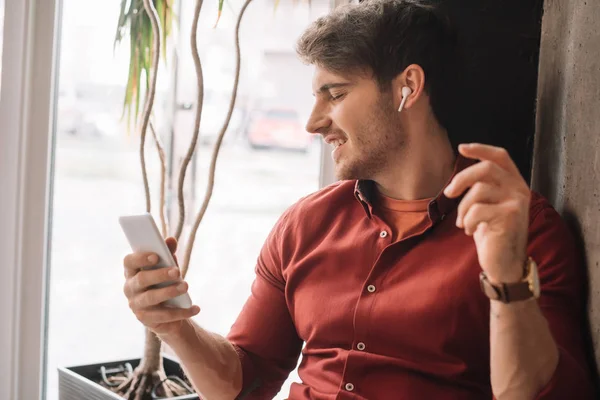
left=531, top=0, right=600, bottom=378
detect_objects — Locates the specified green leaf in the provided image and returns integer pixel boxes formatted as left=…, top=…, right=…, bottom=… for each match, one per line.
left=114, top=0, right=175, bottom=131
left=134, top=19, right=144, bottom=123
left=156, top=0, right=166, bottom=60
left=164, top=0, right=173, bottom=37
left=143, top=11, right=152, bottom=88
left=114, top=0, right=129, bottom=49
left=214, top=0, right=225, bottom=28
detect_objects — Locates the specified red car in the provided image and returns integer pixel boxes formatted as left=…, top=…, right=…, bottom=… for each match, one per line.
left=246, top=108, right=313, bottom=152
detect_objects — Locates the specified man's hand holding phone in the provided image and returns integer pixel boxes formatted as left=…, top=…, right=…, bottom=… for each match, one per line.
left=122, top=237, right=200, bottom=337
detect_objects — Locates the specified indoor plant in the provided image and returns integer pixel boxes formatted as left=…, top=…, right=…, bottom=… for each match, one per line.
left=58, top=0, right=251, bottom=398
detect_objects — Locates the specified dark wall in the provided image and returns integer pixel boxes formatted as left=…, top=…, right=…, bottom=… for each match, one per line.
left=359, top=0, right=544, bottom=181
left=438, top=0, right=544, bottom=182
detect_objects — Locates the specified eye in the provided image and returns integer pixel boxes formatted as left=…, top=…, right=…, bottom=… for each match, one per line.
left=329, top=92, right=346, bottom=101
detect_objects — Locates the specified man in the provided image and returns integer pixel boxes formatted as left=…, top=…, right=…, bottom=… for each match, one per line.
left=122, top=0, right=595, bottom=398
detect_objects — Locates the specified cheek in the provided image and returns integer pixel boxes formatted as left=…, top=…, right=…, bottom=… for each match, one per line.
left=331, top=100, right=365, bottom=138
left=330, top=108, right=350, bottom=129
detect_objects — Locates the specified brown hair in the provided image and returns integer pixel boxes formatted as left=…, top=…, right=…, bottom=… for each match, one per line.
left=296, top=0, right=456, bottom=125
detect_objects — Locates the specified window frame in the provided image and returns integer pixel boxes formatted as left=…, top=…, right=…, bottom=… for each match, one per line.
left=0, top=0, right=60, bottom=399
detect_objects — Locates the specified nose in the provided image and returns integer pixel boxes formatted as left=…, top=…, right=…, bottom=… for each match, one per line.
left=305, top=101, right=331, bottom=135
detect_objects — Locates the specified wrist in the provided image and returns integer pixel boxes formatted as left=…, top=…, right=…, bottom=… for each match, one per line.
left=158, top=319, right=196, bottom=343
left=481, top=257, right=540, bottom=304
left=485, top=259, right=527, bottom=285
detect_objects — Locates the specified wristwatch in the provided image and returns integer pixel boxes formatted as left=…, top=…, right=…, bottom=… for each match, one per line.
left=479, top=257, right=540, bottom=303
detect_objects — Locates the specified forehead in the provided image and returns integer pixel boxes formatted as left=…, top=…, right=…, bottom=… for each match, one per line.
left=311, top=65, right=365, bottom=91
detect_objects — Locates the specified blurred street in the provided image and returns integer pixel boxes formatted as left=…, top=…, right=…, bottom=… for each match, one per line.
left=47, top=133, right=320, bottom=399
left=45, top=0, right=331, bottom=397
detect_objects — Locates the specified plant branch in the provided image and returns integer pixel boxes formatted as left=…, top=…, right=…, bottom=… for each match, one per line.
left=140, top=329, right=163, bottom=373
left=150, top=120, right=168, bottom=237
left=181, top=0, right=253, bottom=277
left=174, top=0, right=205, bottom=241
left=139, top=0, right=163, bottom=214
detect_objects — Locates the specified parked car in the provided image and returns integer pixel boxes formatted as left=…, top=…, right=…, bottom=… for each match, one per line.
left=245, top=108, right=312, bottom=152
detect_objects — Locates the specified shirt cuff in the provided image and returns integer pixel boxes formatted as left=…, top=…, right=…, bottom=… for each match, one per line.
left=535, top=347, right=594, bottom=399
left=232, top=344, right=261, bottom=399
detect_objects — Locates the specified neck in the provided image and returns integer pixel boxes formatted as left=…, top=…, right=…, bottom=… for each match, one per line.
left=375, top=114, right=456, bottom=201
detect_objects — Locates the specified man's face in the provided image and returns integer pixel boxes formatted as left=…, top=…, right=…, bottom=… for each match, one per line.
left=306, top=66, right=406, bottom=181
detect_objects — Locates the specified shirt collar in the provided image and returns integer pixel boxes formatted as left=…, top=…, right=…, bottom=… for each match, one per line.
left=353, top=154, right=475, bottom=222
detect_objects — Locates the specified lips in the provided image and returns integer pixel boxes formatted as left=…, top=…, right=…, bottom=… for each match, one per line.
left=330, top=139, right=346, bottom=148
left=324, top=135, right=348, bottom=148
left=331, top=140, right=346, bottom=162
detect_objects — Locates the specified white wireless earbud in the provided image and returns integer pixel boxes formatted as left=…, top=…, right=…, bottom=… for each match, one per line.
left=397, top=86, right=412, bottom=113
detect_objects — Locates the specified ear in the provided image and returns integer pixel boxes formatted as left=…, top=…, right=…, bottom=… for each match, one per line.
left=392, top=64, right=426, bottom=111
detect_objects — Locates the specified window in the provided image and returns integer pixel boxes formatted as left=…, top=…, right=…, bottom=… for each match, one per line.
left=265, top=109, right=300, bottom=119
left=45, top=1, right=331, bottom=400
left=0, top=0, right=4, bottom=90
left=0, top=0, right=58, bottom=399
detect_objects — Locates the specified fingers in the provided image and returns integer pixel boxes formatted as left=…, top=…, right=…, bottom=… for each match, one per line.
left=165, top=237, right=179, bottom=266
left=122, top=237, right=195, bottom=334
left=444, top=160, right=508, bottom=199
left=461, top=203, right=498, bottom=236
left=456, top=182, right=504, bottom=228
left=461, top=201, right=522, bottom=236
left=123, top=237, right=177, bottom=279
left=123, top=251, right=159, bottom=278
left=165, top=237, right=178, bottom=254
left=457, top=143, right=520, bottom=175
left=136, top=305, right=201, bottom=327
left=131, top=280, right=190, bottom=309
left=127, top=266, right=180, bottom=295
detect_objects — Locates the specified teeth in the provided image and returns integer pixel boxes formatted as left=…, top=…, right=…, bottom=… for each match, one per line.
left=332, top=139, right=346, bottom=148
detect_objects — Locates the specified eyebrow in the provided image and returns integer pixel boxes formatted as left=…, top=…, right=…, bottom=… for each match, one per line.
left=314, top=82, right=352, bottom=95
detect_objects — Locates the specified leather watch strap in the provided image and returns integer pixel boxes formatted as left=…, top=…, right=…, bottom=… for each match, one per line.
left=479, top=272, right=533, bottom=303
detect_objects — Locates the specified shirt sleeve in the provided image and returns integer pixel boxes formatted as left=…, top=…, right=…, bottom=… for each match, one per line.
left=227, top=209, right=303, bottom=399
left=527, top=202, right=596, bottom=399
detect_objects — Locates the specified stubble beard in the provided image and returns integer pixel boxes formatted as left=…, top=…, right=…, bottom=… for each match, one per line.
left=335, top=97, right=405, bottom=181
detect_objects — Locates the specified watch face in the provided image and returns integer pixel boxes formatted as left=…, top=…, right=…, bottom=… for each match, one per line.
left=529, top=259, right=541, bottom=298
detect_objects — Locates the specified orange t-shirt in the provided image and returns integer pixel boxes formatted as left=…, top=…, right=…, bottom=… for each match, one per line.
left=375, top=192, right=433, bottom=242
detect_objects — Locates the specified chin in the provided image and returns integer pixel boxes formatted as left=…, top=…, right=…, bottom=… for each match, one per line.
left=334, top=162, right=362, bottom=181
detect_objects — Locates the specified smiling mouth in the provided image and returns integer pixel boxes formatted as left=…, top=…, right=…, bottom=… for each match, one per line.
left=327, top=139, right=348, bottom=148
left=329, top=138, right=347, bottom=148
left=331, top=140, right=347, bottom=161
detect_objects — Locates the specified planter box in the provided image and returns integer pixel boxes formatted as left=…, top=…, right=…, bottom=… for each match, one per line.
left=58, top=355, right=199, bottom=400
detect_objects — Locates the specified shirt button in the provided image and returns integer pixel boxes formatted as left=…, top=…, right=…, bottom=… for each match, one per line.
left=367, top=284, right=376, bottom=293
left=345, top=383, right=355, bottom=392
left=357, top=342, right=366, bottom=351
left=379, top=230, right=388, bottom=238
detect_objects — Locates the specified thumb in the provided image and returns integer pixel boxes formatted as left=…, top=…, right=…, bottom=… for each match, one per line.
left=474, top=221, right=488, bottom=239
left=165, top=237, right=178, bottom=254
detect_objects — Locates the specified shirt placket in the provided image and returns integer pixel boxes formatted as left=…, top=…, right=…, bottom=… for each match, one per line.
left=337, top=218, right=393, bottom=399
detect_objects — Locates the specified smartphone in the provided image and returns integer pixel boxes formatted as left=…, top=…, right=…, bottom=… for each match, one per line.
left=119, top=213, right=192, bottom=309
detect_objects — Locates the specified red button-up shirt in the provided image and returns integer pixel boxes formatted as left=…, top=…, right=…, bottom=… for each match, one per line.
left=227, top=159, right=594, bottom=399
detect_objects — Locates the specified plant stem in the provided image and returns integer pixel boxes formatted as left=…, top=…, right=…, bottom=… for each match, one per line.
left=140, top=329, right=163, bottom=373
left=174, top=0, right=205, bottom=241
left=181, top=0, right=253, bottom=277
left=137, top=0, right=164, bottom=385
left=150, top=120, right=168, bottom=237
left=139, top=0, right=163, bottom=214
